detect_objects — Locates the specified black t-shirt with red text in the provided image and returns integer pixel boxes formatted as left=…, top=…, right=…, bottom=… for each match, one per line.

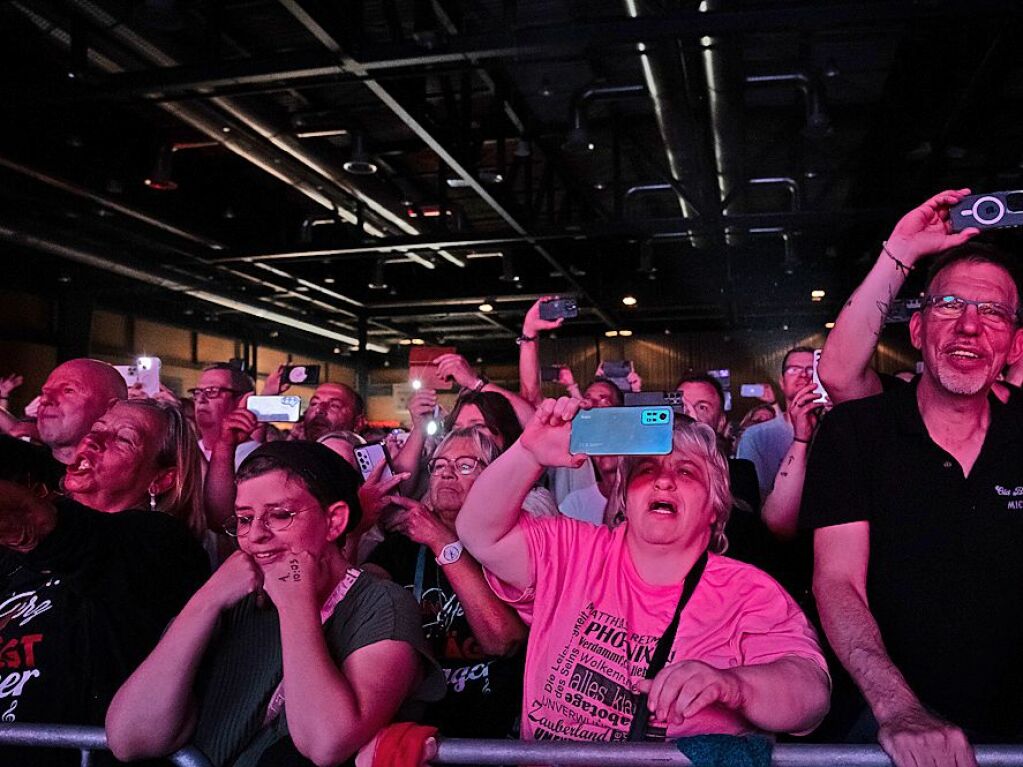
left=367, top=533, right=523, bottom=739
left=0, top=498, right=209, bottom=765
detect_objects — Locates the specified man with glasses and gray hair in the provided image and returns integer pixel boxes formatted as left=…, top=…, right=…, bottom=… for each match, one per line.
left=190, top=362, right=257, bottom=469
left=802, top=198, right=1023, bottom=767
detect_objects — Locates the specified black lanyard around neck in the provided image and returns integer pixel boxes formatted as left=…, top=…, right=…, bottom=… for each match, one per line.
left=627, top=549, right=709, bottom=741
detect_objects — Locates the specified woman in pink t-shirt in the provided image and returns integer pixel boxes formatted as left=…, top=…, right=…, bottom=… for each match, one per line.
left=457, top=397, right=830, bottom=743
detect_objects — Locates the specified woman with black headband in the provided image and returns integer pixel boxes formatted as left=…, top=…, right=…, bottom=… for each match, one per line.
left=107, top=441, right=443, bottom=767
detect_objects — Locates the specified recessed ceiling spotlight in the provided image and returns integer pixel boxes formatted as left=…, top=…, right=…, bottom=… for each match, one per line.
left=811, top=289, right=826, bottom=301
left=398, top=339, right=413, bottom=346
left=323, top=277, right=335, bottom=284
left=478, top=301, right=494, bottom=313
left=622, top=295, right=637, bottom=306
left=605, top=330, right=619, bottom=338
left=825, top=322, right=836, bottom=329
left=411, top=338, right=425, bottom=345
left=333, top=346, right=341, bottom=354
left=619, top=329, right=633, bottom=337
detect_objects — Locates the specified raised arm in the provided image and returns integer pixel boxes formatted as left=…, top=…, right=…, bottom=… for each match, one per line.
left=203, top=403, right=258, bottom=531
left=106, top=552, right=264, bottom=760
left=518, top=297, right=564, bottom=406
left=813, top=523, right=975, bottom=767
left=457, top=397, right=586, bottom=590
left=820, top=189, right=978, bottom=404
left=391, top=389, right=437, bottom=494
left=761, top=382, right=821, bottom=540
left=263, top=551, right=420, bottom=766
left=436, top=353, right=535, bottom=426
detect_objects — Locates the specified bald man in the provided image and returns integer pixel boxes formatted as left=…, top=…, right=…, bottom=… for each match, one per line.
left=302, top=382, right=364, bottom=441
left=36, top=359, right=128, bottom=464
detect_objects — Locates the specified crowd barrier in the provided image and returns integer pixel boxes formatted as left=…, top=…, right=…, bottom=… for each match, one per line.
left=6, top=725, right=1023, bottom=767
left=0, top=723, right=212, bottom=767
left=433, top=740, right=1023, bottom=767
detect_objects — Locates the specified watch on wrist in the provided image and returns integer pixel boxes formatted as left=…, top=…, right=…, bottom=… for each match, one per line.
left=435, top=540, right=464, bottom=566
left=516, top=334, right=538, bottom=345
left=472, top=374, right=489, bottom=392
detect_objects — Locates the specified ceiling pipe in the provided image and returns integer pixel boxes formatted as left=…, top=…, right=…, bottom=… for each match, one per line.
left=745, top=72, right=832, bottom=139
left=0, top=154, right=227, bottom=250
left=0, top=222, right=390, bottom=352
left=700, top=0, right=745, bottom=245
left=622, top=0, right=716, bottom=247
left=564, top=83, right=646, bottom=152
left=43, top=0, right=424, bottom=241
left=277, top=0, right=617, bottom=328
left=748, top=176, right=801, bottom=211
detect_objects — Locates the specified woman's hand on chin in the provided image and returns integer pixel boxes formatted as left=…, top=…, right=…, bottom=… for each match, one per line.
left=260, top=548, right=323, bottom=612
left=197, top=550, right=264, bottom=612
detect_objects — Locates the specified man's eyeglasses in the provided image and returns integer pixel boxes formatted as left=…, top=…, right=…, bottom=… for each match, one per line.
left=427, top=456, right=485, bottom=476
left=188, top=386, right=242, bottom=401
left=783, top=365, right=814, bottom=377
left=922, top=294, right=1019, bottom=327
left=223, top=508, right=312, bottom=537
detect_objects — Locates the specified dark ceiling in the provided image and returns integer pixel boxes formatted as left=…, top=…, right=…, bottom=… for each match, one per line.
left=2, top=0, right=1023, bottom=363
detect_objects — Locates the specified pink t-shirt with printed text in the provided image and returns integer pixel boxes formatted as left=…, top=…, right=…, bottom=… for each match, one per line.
left=485, top=515, right=828, bottom=743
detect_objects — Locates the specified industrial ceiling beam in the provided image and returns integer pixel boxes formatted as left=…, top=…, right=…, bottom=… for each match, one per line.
left=95, top=1, right=1021, bottom=100
left=279, top=0, right=619, bottom=329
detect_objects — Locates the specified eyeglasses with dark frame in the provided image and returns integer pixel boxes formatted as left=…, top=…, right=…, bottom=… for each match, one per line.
left=187, top=386, right=243, bottom=401
left=427, top=455, right=486, bottom=476
left=922, top=294, right=1020, bottom=327
left=223, top=508, right=314, bottom=537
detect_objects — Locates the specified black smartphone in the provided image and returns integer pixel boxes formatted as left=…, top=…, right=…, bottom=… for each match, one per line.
left=541, top=365, right=562, bottom=382
left=950, top=191, right=1023, bottom=233
left=539, top=297, right=579, bottom=321
left=282, top=364, right=321, bottom=386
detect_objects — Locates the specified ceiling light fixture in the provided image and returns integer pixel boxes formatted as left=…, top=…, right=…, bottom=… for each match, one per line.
left=622, top=295, right=637, bottom=306
left=368, top=259, right=388, bottom=290
left=605, top=330, right=619, bottom=338
left=144, top=145, right=177, bottom=191
left=619, top=329, right=633, bottom=337
left=825, top=322, right=836, bottom=329
left=343, top=132, right=378, bottom=176
left=478, top=301, right=494, bottom=313
left=411, top=338, right=426, bottom=346
left=811, top=289, right=826, bottom=301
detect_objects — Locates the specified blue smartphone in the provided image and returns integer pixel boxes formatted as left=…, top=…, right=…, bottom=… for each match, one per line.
left=569, top=406, right=674, bottom=456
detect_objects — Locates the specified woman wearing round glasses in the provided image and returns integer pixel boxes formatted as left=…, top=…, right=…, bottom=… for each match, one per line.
left=107, top=441, right=442, bottom=767
left=364, top=426, right=528, bottom=741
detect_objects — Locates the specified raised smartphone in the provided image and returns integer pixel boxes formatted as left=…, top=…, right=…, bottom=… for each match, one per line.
left=282, top=364, right=321, bottom=386
left=353, top=442, right=394, bottom=482
left=115, top=356, right=161, bottom=396
left=409, top=346, right=456, bottom=391
left=246, top=395, right=302, bottom=422
left=539, top=297, right=579, bottom=321
left=569, top=406, right=674, bottom=456
left=811, top=350, right=829, bottom=405
left=740, top=384, right=765, bottom=398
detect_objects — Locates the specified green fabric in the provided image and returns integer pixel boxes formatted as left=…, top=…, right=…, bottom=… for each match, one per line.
left=192, top=572, right=443, bottom=767
left=675, top=734, right=773, bottom=767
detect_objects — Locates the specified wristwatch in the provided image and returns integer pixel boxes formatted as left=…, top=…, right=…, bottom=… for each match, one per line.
left=435, top=540, right=464, bottom=566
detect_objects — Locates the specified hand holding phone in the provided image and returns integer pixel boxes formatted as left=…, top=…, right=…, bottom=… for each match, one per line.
left=282, top=364, right=320, bottom=386
left=246, top=395, right=302, bottom=422
left=811, top=350, right=829, bottom=405
left=409, top=346, right=456, bottom=391
left=570, top=406, right=673, bottom=456
left=740, top=384, right=765, bottom=398
left=519, top=397, right=588, bottom=469
left=539, top=297, right=579, bottom=322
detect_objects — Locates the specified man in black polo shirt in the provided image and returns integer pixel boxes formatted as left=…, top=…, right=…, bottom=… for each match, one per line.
left=802, top=243, right=1023, bottom=767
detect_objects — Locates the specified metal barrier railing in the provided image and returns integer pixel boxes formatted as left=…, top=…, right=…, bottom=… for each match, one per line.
left=0, top=723, right=212, bottom=767
left=433, top=739, right=1023, bottom=767
left=5, top=725, right=1023, bottom=767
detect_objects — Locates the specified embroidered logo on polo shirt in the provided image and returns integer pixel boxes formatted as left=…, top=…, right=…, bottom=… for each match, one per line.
left=995, top=485, right=1023, bottom=509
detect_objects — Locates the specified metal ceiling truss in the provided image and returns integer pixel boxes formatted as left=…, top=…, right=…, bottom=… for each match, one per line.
left=277, top=0, right=618, bottom=329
